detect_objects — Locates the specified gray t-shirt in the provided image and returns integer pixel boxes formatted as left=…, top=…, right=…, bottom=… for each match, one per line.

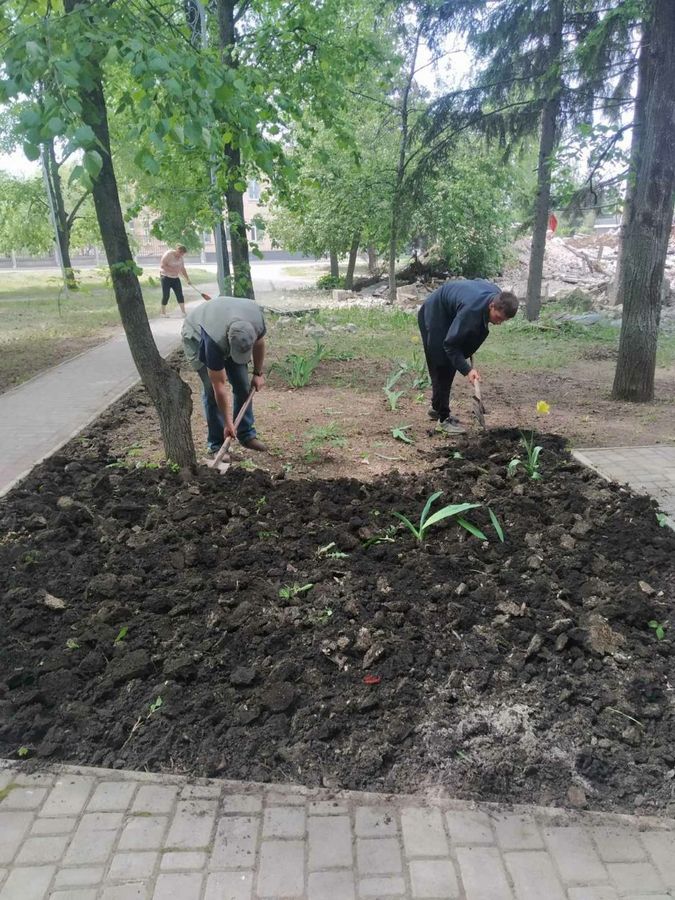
left=182, top=296, right=266, bottom=370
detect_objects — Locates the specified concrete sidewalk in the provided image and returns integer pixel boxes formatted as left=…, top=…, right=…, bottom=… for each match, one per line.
left=1, top=762, right=674, bottom=900
left=0, top=312, right=196, bottom=498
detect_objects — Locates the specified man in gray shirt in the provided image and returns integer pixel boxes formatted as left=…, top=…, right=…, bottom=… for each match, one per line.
left=182, top=296, right=267, bottom=453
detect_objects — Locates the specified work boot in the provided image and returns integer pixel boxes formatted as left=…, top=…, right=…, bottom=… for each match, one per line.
left=440, top=418, right=466, bottom=435
left=242, top=437, right=267, bottom=452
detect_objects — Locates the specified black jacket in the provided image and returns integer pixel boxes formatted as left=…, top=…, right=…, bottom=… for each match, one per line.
left=419, top=278, right=499, bottom=375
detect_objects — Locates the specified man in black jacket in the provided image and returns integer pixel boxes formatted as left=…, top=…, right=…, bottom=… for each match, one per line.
left=418, top=279, right=518, bottom=434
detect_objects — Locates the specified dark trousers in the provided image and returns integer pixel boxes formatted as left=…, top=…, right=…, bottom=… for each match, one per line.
left=161, top=275, right=184, bottom=306
left=196, top=362, right=256, bottom=451
left=418, top=307, right=456, bottom=422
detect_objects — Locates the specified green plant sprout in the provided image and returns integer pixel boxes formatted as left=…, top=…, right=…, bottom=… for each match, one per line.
left=65, top=638, right=80, bottom=651
left=279, top=583, right=314, bottom=600
left=392, top=425, right=414, bottom=444
left=393, top=491, right=484, bottom=542
left=656, top=512, right=668, bottom=527
left=317, top=541, right=349, bottom=559
left=258, top=530, right=280, bottom=539
left=309, top=607, right=334, bottom=625
left=114, top=626, right=128, bottom=644
left=255, top=495, right=267, bottom=513
left=272, top=341, right=326, bottom=388
left=17, top=746, right=29, bottom=758
left=648, top=620, right=667, bottom=640
left=383, top=368, right=406, bottom=411
left=488, top=508, right=505, bottom=542
left=508, top=401, right=550, bottom=480
left=149, top=696, right=163, bottom=714
left=362, top=524, right=397, bottom=548
left=303, top=423, right=346, bottom=461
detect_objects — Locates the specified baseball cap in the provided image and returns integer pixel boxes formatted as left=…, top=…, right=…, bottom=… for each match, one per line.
left=228, top=321, right=257, bottom=364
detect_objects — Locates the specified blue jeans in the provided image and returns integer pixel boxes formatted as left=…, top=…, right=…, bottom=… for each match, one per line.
left=197, top=361, right=256, bottom=451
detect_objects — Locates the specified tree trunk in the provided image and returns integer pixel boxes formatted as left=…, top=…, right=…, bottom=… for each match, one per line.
left=612, top=0, right=675, bottom=402
left=344, top=233, right=360, bottom=290
left=389, top=25, right=422, bottom=304
left=329, top=250, right=339, bottom=279
left=44, top=140, right=77, bottom=289
left=66, top=16, right=196, bottom=466
left=609, top=19, right=653, bottom=305
left=367, top=244, right=378, bottom=275
left=388, top=211, right=398, bottom=304
left=225, top=160, right=255, bottom=299
left=217, top=0, right=254, bottom=300
left=525, top=0, right=564, bottom=321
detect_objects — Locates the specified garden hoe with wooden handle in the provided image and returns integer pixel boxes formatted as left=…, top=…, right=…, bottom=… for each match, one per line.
left=470, top=355, right=486, bottom=430
left=187, top=281, right=212, bottom=301
left=202, top=388, right=255, bottom=475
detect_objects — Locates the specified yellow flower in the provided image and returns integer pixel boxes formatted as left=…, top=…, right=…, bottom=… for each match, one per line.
left=536, top=400, right=551, bottom=415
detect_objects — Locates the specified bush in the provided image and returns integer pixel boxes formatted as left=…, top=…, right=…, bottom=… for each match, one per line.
left=316, top=274, right=346, bottom=290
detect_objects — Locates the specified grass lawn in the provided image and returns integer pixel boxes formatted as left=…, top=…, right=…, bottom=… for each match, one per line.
left=0, top=267, right=214, bottom=392
left=267, top=303, right=675, bottom=379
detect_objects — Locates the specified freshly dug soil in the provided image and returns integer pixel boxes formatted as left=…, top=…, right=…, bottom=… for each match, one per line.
left=1, top=430, right=674, bottom=815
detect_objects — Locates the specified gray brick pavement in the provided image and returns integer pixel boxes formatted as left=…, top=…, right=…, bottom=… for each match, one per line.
left=0, top=761, right=674, bottom=899
left=572, top=446, right=675, bottom=525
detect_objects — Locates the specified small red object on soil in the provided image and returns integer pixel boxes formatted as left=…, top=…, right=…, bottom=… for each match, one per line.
left=363, top=674, right=381, bottom=685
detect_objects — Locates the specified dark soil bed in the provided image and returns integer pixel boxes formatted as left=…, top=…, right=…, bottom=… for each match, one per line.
left=1, top=430, right=674, bottom=814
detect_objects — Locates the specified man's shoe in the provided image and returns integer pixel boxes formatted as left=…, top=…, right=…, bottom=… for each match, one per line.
left=440, top=418, right=466, bottom=435
left=242, top=437, right=267, bottom=452
left=427, top=408, right=440, bottom=421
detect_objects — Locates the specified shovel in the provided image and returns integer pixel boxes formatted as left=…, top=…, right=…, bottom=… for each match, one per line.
left=187, top=281, right=212, bottom=301
left=202, top=388, right=255, bottom=475
left=470, top=355, right=486, bottom=429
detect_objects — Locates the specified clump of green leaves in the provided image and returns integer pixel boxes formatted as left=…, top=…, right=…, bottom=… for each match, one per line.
left=656, top=512, right=668, bottom=527
left=383, top=368, right=406, bottom=411
left=394, top=492, right=505, bottom=543
left=114, top=626, right=129, bottom=644
left=149, top=697, right=163, bottom=714
left=648, top=620, right=667, bottom=640
left=304, top=423, right=346, bottom=461
left=279, top=583, right=313, bottom=600
left=362, top=524, right=397, bottom=547
left=17, top=746, right=30, bottom=758
left=317, top=274, right=345, bottom=290
left=508, top=402, right=550, bottom=480
left=392, top=425, right=414, bottom=444
left=508, top=432, right=543, bottom=480
left=65, top=638, right=80, bottom=651
left=273, top=341, right=326, bottom=388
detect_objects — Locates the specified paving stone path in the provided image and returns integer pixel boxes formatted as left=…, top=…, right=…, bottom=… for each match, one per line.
left=572, top=446, right=675, bottom=526
left=1, top=763, right=674, bottom=900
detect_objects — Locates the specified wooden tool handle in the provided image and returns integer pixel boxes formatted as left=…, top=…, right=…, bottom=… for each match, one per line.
left=211, top=388, right=256, bottom=467
left=469, top=355, right=482, bottom=400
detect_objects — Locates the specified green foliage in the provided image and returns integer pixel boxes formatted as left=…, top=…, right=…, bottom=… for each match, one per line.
left=383, top=368, right=406, bottom=411
left=317, top=274, right=346, bottom=290
left=648, top=620, right=666, bottom=641
left=488, top=508, right=505, bottom=543
left=304, top=423, right=346, bottom=460
left=656, top=512, right=668, bottom=528
left=114, top=625, right=128, bottom=644
left=393, top=491, right=484, bottom=543
left=412, top=146, right=516, bottom=278
left=17, top=746, right=30, bottom=758
left=273, top=342, right=326, bottom=388
left=279, top=583, right=313, bottom=600
left=392, top=425, right=414, bottom=444
left=508, top=433, right=543, bottom=480
left=149, top=696, right=163, bottom=713
left=65, top=638, right=80, bottom=651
